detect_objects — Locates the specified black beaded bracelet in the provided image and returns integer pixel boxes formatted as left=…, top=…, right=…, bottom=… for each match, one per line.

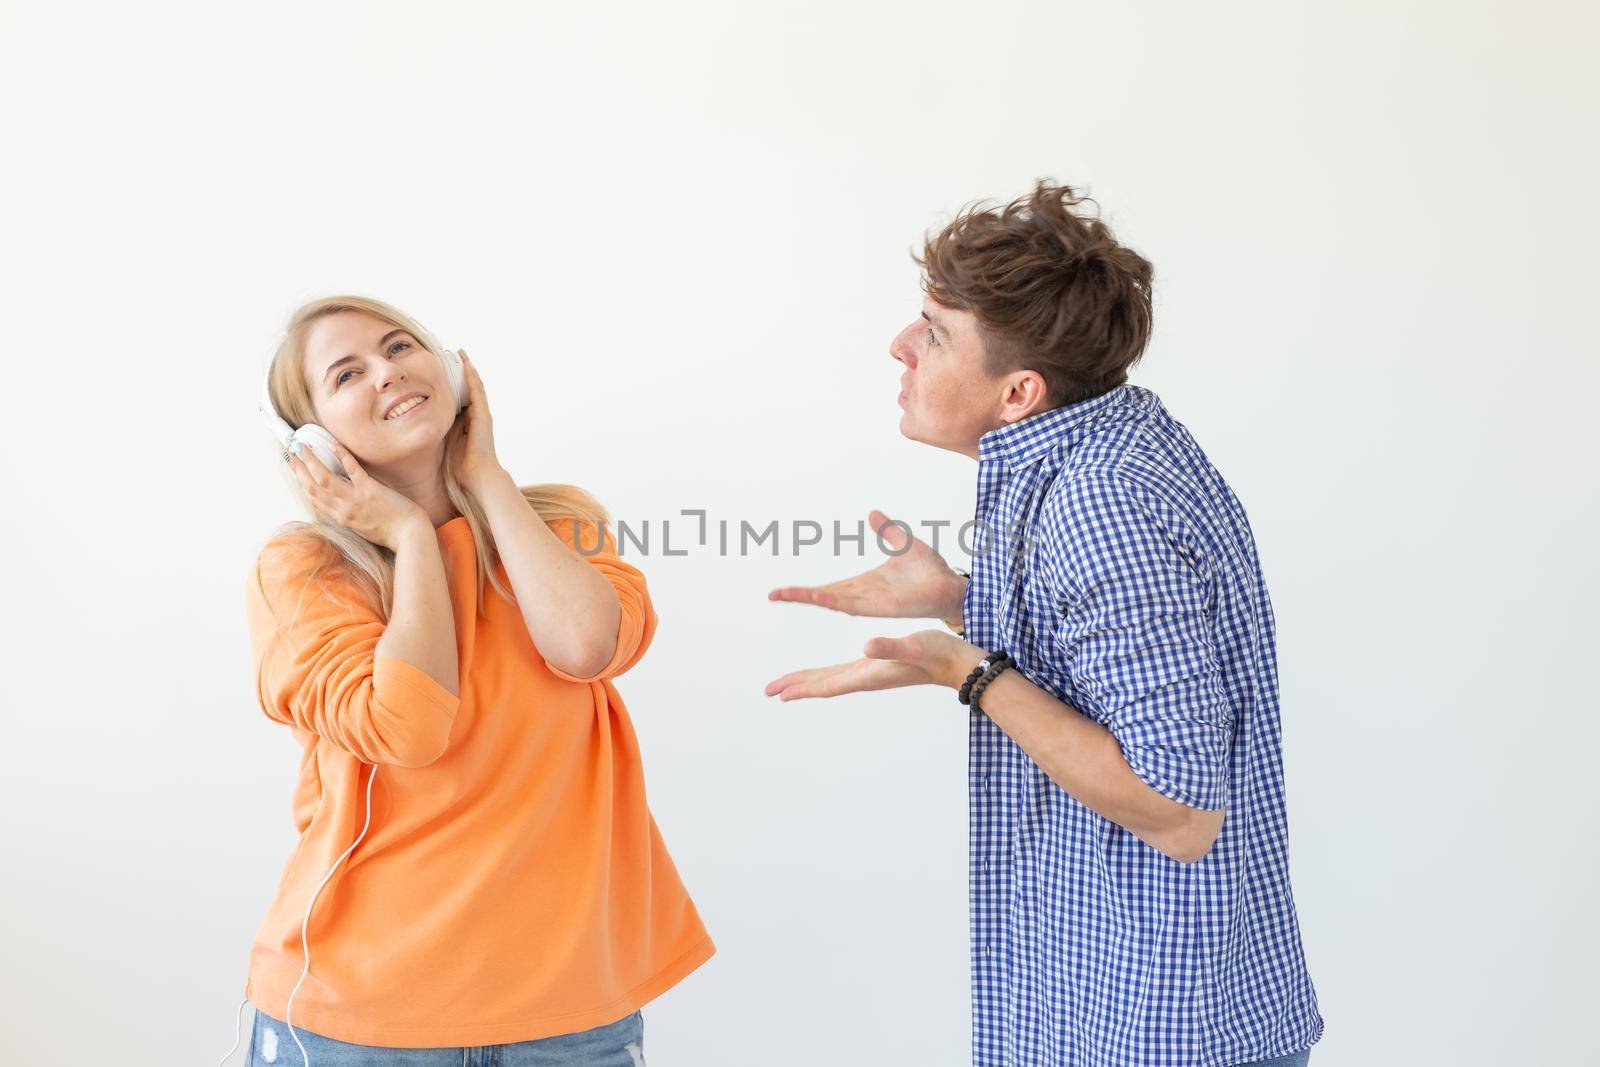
left=968, top=656, right=1016, bottom=711
left=959, top=651, right=1014, bottom=706
left=958, top=654, right=993, bottom=704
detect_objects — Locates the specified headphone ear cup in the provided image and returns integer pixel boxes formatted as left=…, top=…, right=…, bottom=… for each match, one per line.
left=293, top=424, right=348, bottom=480
left=437, top=344, right=468, bottom=412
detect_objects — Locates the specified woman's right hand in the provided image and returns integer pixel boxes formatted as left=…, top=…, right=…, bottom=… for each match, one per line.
left=286, top=439, right=428, bottom=551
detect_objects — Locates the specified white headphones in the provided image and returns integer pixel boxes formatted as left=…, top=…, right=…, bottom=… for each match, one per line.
left=259, top=324, right=469, bottom=479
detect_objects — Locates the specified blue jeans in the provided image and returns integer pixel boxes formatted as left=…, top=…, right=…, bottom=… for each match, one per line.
left=1235, top=1050, right=1311, bottom=1067
left=247, top=1003, right=646, bottom=1066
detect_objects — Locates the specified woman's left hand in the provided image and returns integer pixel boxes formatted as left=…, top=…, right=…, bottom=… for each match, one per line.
left=451, top=348, right=506, bottom=492
left=764, top=629, right=984, bottom=701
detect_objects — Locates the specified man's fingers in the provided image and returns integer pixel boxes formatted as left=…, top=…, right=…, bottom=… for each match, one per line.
left=868, top=508, right=912, bottom=553
left=764, top=660, right=863, bottom=701
left=775, top=675, right=841, bottom=701
left=769, top=583, right=863, bottom=612
left=763, top=671, right=802, bottom=696
left=767, top=586, right=845, bottom=611
left=765, top=668, right=824, bottom=700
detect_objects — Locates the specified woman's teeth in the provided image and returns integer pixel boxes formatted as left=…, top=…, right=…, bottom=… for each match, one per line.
left=385, top=396, right=427, bottom=420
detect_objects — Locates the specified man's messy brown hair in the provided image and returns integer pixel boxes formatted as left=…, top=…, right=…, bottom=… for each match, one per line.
left=916, top=180, right=1155, bottom=408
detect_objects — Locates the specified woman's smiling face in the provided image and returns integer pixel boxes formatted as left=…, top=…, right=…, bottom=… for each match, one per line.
left=301, top=310, right=455, bottom=467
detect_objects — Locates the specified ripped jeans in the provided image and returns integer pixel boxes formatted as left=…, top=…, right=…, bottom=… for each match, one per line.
left=246, top=1003, right=646, bottom=1067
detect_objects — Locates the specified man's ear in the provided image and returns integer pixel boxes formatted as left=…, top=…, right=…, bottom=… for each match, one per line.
left=998, top=370, right=1050, bottom=425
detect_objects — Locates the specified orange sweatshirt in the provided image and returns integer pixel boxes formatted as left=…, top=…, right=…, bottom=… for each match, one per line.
left=241, top=514, right=714, bottom=1047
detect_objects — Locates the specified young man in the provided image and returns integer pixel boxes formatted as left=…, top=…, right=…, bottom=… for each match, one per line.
left=766, top=182, right=1324, bottom=1067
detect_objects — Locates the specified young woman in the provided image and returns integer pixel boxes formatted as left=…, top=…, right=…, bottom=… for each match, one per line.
left=223, top=295, right=713, bottom=1066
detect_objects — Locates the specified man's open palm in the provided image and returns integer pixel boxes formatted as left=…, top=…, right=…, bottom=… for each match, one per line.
left=767, top=509, right=965, bottom=620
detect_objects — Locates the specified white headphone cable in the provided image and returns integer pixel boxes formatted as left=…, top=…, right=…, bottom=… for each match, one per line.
left=215, top=998, right=250, bottom=1066
left=218, top=761, right=380, bottom=1066
left=287, top=761, right=379, bottom=1066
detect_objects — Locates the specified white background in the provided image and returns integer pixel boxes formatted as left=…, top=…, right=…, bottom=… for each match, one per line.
left=2, top=2, right=1596, bottom=1064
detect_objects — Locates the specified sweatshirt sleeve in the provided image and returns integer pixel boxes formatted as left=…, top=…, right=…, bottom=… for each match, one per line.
left=245, top=537, right=461, bottom=768
left=542, top=517, right=659, bottom=684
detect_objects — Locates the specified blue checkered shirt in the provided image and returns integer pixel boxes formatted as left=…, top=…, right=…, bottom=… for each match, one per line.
left=961, top=384, right=1324, bottom=1067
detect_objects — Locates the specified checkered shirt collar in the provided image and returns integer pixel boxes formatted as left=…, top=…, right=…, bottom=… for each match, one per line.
left=976, top=383, right=1139, bottom=471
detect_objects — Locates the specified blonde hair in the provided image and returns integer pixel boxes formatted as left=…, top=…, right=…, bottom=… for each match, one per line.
left=261, top=293, right=610, bottom=619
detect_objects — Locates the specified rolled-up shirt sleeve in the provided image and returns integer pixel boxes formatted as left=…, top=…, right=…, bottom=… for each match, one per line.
left=1041, top=474, right=1234, bottom=811
left=542, top=517, right=659, bottom=684
left=246, top=537, right=460, bottom=768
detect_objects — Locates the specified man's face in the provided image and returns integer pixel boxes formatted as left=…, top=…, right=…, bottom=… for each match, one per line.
left=889, top=297, right=1007, bottom=458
